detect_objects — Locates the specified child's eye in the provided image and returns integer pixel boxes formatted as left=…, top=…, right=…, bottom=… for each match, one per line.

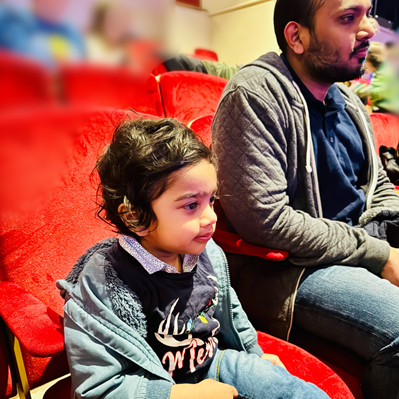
left=210, top=194, right=219, bottom=205
left=184, top=202, right=198, bottom=210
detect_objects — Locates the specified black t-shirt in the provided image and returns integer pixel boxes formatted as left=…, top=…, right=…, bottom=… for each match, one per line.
left=108, top=243, right=220, bottom=381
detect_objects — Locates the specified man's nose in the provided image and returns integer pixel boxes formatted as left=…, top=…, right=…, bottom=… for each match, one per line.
left=357, top=16, right=375, bottom=41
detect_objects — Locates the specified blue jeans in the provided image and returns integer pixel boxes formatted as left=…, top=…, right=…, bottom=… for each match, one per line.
left=204, top=348, right=330, bottom=398
left=295, top=265, right=399, bottom=399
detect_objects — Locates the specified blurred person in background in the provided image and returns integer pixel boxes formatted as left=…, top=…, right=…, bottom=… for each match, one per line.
left=85, top=0, right=171, bottom=77
left=85, top=0, right=239, bottom=80
left=0, top=0, right=85, bottom=67
left=351, top=41, right=399, bottom=114
left=85, top=0, right=134, bottom=66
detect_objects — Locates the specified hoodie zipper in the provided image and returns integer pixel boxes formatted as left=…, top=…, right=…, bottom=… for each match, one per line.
left=292, top=81, right=324, bottom=218
left=352, top=104, right=379, bottom=210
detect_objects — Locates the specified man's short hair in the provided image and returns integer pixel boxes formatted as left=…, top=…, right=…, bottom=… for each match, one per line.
left=274, top=0, right=325, bottom=53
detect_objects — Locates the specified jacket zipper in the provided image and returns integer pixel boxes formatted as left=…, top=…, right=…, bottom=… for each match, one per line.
left=355, top=105, right=378, bottom=210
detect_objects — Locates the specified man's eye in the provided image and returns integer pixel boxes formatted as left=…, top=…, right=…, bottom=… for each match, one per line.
left=341, top=14, right=354, bottom=22
left=184, top=202, right=198, bottom=210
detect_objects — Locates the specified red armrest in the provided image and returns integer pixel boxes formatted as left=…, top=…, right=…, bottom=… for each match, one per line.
left=0, top=282, right=64, bottom=357
left=213, top=229, right=288, bottom=261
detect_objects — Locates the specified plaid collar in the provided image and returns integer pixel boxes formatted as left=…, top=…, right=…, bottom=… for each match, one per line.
left=118, top=235, right=198, bottom=274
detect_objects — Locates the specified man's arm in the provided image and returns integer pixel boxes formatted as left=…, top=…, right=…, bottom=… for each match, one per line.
left=213, top=85, right=390, bottom=273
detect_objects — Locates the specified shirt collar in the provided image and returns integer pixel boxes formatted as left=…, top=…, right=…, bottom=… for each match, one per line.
left=118, top=235, right=198, bottom=274
left=280, top=53, right=346, bottom=114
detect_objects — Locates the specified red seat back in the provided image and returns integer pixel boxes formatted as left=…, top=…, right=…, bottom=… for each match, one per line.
left=0, top=51, right=56, bottom=110
left=158, top=71, right=227, bottom=124
left=194, top=48, right=218, bottom=61
left=369, top=112, right=399, bottom=153
left=60, top=64, right=165, bottom=117
left=188, top=113, right=214, bottom=148
left=0, top=107, right=159, bottom=392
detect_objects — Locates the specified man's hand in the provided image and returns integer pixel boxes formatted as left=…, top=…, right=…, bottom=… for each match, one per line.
left=261, top=353, right=286, bottom=369
left=381, top=247, right=399, bottom=287
left=170, top=379, right=238, bottom=399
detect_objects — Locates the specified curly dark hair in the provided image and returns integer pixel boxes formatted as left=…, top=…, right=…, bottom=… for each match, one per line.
left=95, top=117, right=215, bottom=238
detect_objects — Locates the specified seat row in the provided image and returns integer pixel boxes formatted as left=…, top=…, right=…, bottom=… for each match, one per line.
left=1, top=51, right=398, bottom=399
left=0, top=50, right=227, bottom=125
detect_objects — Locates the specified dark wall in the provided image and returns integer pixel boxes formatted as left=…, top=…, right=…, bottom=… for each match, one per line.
left=373, top=0, right=399, bottom=30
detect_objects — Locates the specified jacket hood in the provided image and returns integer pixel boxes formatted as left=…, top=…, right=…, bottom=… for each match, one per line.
left=241, top=51, right=363, bottom=108
left=238, top=52, right=302, bottom=105
left=57, top=237, right=148, bottom=337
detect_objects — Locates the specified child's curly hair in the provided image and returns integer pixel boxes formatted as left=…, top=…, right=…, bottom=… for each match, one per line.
left=95, top=118, right=215, bottom=238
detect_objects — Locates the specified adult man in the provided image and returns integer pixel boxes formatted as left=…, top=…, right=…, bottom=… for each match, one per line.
left=212, top=0, right=399, bottom=398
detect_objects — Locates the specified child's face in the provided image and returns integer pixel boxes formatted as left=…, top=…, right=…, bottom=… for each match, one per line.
left=138, top=159, right=218, bottom=266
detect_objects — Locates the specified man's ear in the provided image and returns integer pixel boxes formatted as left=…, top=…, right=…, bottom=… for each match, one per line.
left=117, top=203, right=149, bottom=237
left=284, top=21, right=308, bottom=55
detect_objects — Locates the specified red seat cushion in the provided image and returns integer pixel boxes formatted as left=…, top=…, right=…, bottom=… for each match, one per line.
left=257, top=331, right=355, bottom=399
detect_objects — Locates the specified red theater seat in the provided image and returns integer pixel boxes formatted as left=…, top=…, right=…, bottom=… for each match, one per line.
left=194, top=48, right=219, bottom=61
left=369, top=112, right=399, bottom=153
left=370, top=113, right=399, bottom=191
left=159, top=71, right=227, bottom=125
left=59, top=64, right=165, bottom=116
left=0, top=51, right=56, bottom=110
left=0, top=107, right=353, bottom=399
left=188, top=113, right=214, bottom=148
left=0, top=107, right=160, bottom=398
left=257, top=332, right=355, bottom=399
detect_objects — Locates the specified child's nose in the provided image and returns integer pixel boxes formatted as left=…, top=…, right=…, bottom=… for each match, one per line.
left=201, top=205, right=217, bottom=226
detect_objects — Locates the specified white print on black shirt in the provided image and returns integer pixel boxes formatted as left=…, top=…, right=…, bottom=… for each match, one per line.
left=155, top=275, right=220, bottom=377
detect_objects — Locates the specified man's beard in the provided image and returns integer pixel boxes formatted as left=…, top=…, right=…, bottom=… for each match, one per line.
left=304, top=34, right=367, bottom=83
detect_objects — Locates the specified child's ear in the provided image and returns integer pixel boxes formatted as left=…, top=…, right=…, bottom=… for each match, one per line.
left=117, top=203, right=149, bottom=237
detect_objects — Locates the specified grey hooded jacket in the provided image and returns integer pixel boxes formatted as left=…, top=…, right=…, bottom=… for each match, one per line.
left=212, top=52, right=399, bottom=339
left=57, top=238, right=263, bottom=399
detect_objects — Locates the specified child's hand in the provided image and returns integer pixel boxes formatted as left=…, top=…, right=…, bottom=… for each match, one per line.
left=170, top=379, right=238, bottom=399
left=261, top=353, right=286, bottom=369
left=199, top=379, right=239, bottom=398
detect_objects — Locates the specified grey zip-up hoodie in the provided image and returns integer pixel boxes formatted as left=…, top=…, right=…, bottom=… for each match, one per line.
left=212, top=52, right=399, bottom=338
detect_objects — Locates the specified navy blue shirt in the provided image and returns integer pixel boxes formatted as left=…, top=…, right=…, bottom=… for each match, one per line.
left=281, top=55, right=366, bottom=225
left=109, top=243, right=220, bottom=382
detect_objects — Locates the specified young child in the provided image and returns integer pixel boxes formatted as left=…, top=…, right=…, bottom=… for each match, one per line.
left=57, top=118, right=330, bottom=399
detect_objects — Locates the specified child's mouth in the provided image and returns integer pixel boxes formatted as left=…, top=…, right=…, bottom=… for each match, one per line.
left=195, top=232, right=213, bottom=242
